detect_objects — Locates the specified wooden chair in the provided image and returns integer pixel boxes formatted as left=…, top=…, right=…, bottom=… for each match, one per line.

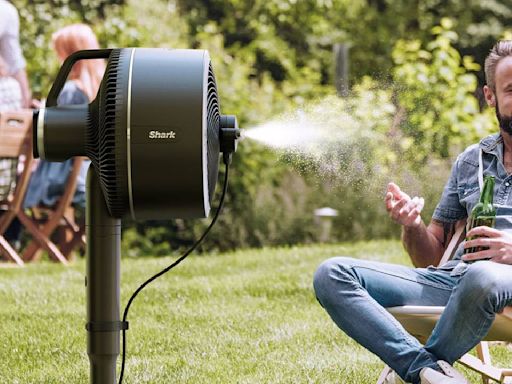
left=18, top=157, right=86, bottom=264
left=0, top=110, right=34, bottom=266
left=377, top=220, right=512, bottom=384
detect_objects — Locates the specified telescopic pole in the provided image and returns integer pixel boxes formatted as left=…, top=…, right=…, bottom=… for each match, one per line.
left=86, top=166, right=125, bottom=384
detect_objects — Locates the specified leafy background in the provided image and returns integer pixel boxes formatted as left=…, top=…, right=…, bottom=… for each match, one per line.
left=12, top=0, right=511, bottom=255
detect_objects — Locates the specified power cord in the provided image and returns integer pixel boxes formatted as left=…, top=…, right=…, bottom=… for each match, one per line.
left=118, top=162, right=230, bottom=384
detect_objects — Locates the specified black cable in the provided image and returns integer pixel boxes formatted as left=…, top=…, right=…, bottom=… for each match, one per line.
left=118, top=162, right=230, bottom=384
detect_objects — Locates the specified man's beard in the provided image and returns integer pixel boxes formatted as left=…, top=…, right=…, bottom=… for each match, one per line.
left=496, top=100, right=512, bottom=136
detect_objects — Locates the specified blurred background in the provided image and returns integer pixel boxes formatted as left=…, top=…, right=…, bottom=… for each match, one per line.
left=13, top=0, right=511, bottom=256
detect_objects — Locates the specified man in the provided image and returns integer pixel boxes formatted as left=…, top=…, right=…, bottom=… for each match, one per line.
left=0, top=0, right=31, bottom=108
left=313, top=40, right=512, bottom=384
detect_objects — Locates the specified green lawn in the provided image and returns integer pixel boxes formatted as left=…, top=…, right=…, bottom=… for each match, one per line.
left=0, top=240, right=509, bottom=383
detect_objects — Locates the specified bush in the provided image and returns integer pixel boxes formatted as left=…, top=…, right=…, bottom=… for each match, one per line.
left=392, top=18, right=495, bottom=164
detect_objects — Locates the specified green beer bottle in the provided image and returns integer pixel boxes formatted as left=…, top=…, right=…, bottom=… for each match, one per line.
left=464, top=175, right=496, bottom=257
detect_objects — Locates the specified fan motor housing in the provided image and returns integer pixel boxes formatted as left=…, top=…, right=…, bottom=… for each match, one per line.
left=34, top=48, right=228, bottom=221
left=125, top=48, right=218, bottom=220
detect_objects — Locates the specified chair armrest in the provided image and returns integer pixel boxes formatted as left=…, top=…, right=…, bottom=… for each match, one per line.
left=387, top=306, right=445, bottom=316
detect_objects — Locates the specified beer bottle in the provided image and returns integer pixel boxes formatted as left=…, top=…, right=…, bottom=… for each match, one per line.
left=464, top=175, right=496, bottom=256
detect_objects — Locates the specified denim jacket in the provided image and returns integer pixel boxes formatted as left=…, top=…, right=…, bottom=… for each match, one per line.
left=431, top=132, right=512, bottom=275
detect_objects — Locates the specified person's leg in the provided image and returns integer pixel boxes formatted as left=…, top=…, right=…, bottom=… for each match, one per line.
left=424, top=261, right=512, bottom=363
left=313, top=257, right=457, bottom=384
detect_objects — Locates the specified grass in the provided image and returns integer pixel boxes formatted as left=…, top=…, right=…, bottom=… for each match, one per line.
left=0, top=240, right=510, bottom=383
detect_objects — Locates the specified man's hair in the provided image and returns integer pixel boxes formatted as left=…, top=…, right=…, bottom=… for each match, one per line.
left=485, top=40, right=512, bottom=91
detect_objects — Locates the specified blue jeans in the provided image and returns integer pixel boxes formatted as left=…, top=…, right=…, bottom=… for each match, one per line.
left=313, top=257, right=512, bottom=384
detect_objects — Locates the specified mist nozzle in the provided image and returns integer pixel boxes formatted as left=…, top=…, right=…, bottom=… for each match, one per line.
left=220, top=114, right=241, bottom=164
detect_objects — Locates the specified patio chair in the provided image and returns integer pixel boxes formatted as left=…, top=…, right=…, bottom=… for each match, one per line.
left=18, top=157, right=86, bottom=264
left=0, top=110, right=34, bottom=266
left=377, top=219, right=512, bottom=384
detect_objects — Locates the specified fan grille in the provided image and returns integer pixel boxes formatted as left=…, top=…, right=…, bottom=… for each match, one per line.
left=206, top=62, right=220, bottom=202
left=86, top=49, right=221, bottom=218
left=86, top=48, right=128, bottom=218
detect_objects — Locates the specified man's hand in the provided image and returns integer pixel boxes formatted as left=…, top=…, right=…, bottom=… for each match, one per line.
left=462, top=226, right=512, bottom=264
left=385, top=182, right=425, bottom=228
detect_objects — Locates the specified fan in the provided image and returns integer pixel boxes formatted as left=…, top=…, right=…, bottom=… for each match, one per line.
left=33, top=48, right=241, bottom=383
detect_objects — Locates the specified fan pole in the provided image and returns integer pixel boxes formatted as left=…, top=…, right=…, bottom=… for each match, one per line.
left=86, top=166, right=122, bottom=384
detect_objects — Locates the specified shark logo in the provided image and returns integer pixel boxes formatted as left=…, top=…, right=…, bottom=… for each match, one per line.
left=149, top=130, right=176, bottom=139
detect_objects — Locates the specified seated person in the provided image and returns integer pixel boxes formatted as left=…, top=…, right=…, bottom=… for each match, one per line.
left=313, top=40, right=512, bottom=384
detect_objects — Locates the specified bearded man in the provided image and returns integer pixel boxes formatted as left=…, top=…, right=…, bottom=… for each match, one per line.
left=314, top=40, right=512, bottom=384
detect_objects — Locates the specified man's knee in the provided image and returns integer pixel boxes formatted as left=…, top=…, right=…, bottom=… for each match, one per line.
left=313, top=256, right=358, bottom=304
left=460, top=262, right=512, bottom=309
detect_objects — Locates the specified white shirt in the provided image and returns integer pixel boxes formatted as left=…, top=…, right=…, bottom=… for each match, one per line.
left=0, top=0, right=26, bottom=75
left=0, top=76, right=21, bottom=111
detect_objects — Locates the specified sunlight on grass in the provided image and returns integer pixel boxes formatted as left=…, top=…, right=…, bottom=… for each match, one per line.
left=0, top=240, right=508, bottom=383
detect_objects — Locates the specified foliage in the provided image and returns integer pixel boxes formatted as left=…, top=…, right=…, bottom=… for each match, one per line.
left=16, top=0, right=512, bottom=102
left=177, top=0, right=343, bottom=92
left=11, top=1, right=502, bottom=253
left=176, top=0, right=512, bottom=88
left=392, top=18, right=495, bottom=164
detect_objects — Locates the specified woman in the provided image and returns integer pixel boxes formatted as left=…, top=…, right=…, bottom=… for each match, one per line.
left=24, top=24, right=105, bottom=209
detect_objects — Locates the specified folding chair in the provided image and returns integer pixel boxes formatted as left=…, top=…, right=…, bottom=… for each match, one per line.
left=0, top=110, right=34, bottom=266
left=377, top=220, right=512, bottom=384
left=18, top=157, right=86, bottom=264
